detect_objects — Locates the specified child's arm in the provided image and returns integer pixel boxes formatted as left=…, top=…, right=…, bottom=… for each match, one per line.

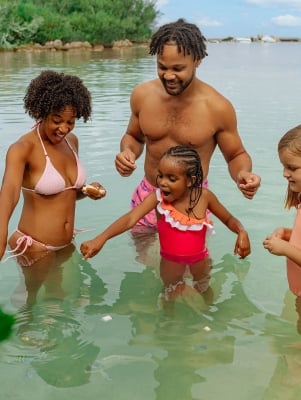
left=207, top=190, right=251, bottom=258
left=270, top=227, right=292, bottom=241
left=80, top=192, right=157, bottom=259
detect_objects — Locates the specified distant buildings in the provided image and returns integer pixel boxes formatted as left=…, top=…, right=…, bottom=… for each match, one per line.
left=258, top=35, right=276, bottom=42
left=234, top=37, right=252, bottom=43
left=208, top=35, right=300, bottom=43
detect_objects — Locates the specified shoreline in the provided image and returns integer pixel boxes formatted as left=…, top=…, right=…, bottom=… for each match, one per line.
left=1, top=35, right=300, bottom=53
left=0, top=39, right=149, bottom=53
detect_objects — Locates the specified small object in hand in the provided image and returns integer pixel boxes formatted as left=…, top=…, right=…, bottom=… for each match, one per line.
left=82, top=184, right=106, bottom=198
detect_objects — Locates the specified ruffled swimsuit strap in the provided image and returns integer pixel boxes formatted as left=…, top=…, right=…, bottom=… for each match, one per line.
left=156, top=188, right=214, bottom=233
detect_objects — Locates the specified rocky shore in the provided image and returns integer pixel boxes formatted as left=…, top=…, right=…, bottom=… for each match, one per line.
left=5, top=39, right=148, bottom=52
left=2, top=36, right=299, bottom=52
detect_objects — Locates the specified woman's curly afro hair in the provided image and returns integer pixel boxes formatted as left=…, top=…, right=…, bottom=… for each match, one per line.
left=23, top=70, right=92, bottom=122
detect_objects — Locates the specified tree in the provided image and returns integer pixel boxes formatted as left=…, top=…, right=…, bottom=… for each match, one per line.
left=0, top=0, right=161, bottom=48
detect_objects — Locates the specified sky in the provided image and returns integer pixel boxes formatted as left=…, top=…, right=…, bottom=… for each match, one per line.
left=155, top=0, right=301, bottom=38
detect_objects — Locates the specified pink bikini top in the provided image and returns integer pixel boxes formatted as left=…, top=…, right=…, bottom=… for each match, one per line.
left=22, top=127, right=86, bottom=196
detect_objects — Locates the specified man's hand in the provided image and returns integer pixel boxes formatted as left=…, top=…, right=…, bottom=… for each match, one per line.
left=237, top=171, right=261, bottom=199
left=115, top=150, right=137, bottom=177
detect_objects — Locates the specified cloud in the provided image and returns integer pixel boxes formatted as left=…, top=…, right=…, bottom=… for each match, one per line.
left=245, top=0, right=301, bottom=7
left=272, top=14, right=301, bottom=25
left=197, top=17, right=222, bottom=27
left=155, top=0, right=169, bottom=6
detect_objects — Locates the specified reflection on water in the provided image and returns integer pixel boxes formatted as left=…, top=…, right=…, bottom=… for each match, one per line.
left=1, top=250, right=106, bottom=388
left=1, top=45, right=301, bottom=399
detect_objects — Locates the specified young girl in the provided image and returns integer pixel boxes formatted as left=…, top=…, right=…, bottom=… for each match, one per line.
left=81, top=146, right=250, bottom=298
left=263, top=125, right=301, bottom=296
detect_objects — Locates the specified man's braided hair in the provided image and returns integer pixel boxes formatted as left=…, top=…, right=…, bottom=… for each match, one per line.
left=149, top=18, right=208, bottom=61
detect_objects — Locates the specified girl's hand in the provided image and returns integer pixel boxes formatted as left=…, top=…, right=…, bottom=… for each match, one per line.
left=271, top=228, right=285, bottom=238
left=80, top=237, right=105, bottom=259
left=270, top=227, right=292, bottom=242
left=263, top=235, right=288, bottom=256
left=234, top=230, right=251, bottom=258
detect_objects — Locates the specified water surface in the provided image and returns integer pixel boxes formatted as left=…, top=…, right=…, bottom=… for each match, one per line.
left=0, top=43, right=301, bottom=399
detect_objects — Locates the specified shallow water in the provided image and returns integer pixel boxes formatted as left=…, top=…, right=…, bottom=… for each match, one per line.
left=0, top=43, right=301, bottom=399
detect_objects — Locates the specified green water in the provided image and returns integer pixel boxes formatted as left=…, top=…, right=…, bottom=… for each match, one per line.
left=0, top=43, right=301, bottom=399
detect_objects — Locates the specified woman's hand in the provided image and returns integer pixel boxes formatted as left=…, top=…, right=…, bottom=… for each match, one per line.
left=82, top=182, right=106, bottom=200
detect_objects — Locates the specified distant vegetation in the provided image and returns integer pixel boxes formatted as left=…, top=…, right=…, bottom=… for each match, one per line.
left=0, top=0, right=160, bottom=49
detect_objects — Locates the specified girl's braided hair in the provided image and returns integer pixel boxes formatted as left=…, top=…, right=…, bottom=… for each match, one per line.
left=161, top=145, right=204, bottom=217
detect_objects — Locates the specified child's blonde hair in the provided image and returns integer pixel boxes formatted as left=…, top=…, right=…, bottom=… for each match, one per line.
left=278, top=124, right=301, bottom=209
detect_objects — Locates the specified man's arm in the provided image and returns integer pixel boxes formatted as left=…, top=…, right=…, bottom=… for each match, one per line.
left=115, top=85, right=146, bottom=177
left=216, top=98, right=260, bottom=199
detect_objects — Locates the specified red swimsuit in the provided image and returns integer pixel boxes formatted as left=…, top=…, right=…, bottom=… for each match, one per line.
left=156, top=189, right=214, bottom=264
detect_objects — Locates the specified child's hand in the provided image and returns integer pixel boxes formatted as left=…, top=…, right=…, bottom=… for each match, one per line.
left=80, top=237, right=104, bottom=260
left=234, top=230, right=251, bottom=258
left=263, top=235, right=288, bottom=256
left=271, top=228, right=285, bottom=238
left=270, top=227, right=292, bottom=242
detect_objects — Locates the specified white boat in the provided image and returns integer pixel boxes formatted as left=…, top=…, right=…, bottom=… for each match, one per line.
left=234, top=37, right=252, bottom=43
left=261, top=35, right=277, bottom=43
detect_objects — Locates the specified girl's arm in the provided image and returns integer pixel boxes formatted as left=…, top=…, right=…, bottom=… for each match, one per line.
left=270, top=227, right=292, bottom=241
left=207, top=190, right=251, bottom=258
left=80, top=192, right=157, bottom=259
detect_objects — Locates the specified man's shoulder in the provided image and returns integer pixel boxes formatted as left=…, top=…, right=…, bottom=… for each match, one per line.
left=131, top=79, right=161, bottom=104
left=198, top=80, right=227, bottom=98
left=198, top=80, right=233, bottom=111
left=133, top=79, right=159, bottom=92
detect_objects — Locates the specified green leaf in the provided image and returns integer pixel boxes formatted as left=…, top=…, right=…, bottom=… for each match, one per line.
left=0, top=308, right=15, bottom=342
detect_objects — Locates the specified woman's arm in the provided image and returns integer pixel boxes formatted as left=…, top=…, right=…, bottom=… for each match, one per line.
left=0, top=142, right=27, bottom=259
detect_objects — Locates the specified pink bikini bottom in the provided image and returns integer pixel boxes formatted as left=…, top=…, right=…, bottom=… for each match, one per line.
left=3, top=229, right=73, bottom=266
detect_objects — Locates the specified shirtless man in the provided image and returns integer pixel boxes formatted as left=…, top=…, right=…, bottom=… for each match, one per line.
left=115, top=18, right=261, bottom=228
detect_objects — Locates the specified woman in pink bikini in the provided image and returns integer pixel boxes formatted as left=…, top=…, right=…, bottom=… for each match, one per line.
left=0, top=70, right=106, bottom=271
left=81, top=145, right=250, bottom=300
left=263, top=125, right=301, bottom=297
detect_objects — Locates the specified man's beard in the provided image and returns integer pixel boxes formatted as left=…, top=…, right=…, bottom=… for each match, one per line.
left=162, top=74, right=194, bottom=96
